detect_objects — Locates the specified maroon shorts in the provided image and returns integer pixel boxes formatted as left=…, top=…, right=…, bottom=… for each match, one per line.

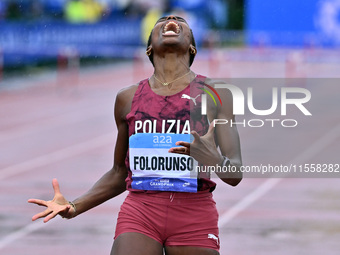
left=114, top=191, right=220, bottom=251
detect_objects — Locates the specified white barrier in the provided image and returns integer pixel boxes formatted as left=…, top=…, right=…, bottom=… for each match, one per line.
left=57, top=47, right=79, bottom=91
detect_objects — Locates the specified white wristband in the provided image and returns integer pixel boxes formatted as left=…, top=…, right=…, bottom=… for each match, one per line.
left=220, top=156, right=230, bottom=167
left=68, top=201, right=77, bottom=218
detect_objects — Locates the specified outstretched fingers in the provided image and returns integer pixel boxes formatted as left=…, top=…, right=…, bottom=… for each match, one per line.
left=31, top=208, right=52, bottom=222
left=27, top=198, right=47, bottom=207
left=52, top=178, right=61, bottom=195
left=29, top=202, right=71, bottom=222
left=28, top=179, right=71, bottom=222
left=43, top=210, right=61, bottom=223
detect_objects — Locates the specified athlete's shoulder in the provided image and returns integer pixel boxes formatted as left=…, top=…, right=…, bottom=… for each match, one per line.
left=203, top=77, right=234, bottom=116
left=117, top=83, right=139, bottom=98
left=115, top=83, right=139, bottom=119
left=116, top=84, right=138, bottom=101
left=116, top=84, right=139, bottom=106
left=116, top=78, right=149, bottom=99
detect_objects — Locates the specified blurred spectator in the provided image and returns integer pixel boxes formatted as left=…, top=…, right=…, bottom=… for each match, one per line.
left=83, top=0, right=103, bottom=22
left=64, top=0, right=103, bottom=23
left=141, top=8, right=162, bottom=44
left=5, top=1, right=23, bottom=21
left=95, top=0, right=112, bottom=20
left=64, top=0, right=85, bottom=23
left=121, top=0, right=166, bottom=17
left=28, top=0, right=45, bottom=20
left=44, top=0, right=65, bottom=19
left=0, top=2, right=6, bottom=21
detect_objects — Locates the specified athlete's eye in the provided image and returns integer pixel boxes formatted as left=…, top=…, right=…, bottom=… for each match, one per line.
left=156, top=17, right=167, bottom=23
left=176, top=17, right=187, bottom=23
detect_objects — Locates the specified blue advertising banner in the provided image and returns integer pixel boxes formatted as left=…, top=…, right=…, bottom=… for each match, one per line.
left=246, top=0, right=340, bottom=47
left=0, top=17, right=206, bottom=66
left=0, top=19, right=142, bottom=66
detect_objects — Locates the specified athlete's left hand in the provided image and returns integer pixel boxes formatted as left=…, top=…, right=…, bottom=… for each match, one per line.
left=169, top=122, right=223, bottom=166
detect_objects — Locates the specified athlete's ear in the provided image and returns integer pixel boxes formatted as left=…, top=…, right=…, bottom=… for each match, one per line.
left=189, top=45, right=197, bottom=56
left=146, top=46, right=152, bottom=56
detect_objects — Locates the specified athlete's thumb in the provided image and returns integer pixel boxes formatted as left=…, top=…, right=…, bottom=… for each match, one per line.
left=191, top=130, right=201, bottom=142
left=52, top=178, right=61, bottom=195
left=206, top=121, right=216, bottom=138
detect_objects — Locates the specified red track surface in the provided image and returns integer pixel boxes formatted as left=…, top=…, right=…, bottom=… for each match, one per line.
left=1, top=48, right=339, bottom=255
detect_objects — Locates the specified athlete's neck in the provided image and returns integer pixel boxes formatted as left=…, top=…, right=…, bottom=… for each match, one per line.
left=152, top=53, right=191, bottom=86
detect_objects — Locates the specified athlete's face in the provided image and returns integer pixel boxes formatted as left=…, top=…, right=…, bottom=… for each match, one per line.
left=150, top=15, right=193, bottom=51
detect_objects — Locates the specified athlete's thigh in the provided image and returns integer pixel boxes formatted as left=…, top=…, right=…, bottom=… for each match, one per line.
left=165, top=246, right=219, bottom=255
left=111, top=232, right=163, bottom=255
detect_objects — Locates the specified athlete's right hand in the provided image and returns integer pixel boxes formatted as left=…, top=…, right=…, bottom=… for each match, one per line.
left=28, top=178, right=75, bottom=223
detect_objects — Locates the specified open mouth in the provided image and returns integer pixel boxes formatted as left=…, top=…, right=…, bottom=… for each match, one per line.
left=162, top=21, right=180, bottom=36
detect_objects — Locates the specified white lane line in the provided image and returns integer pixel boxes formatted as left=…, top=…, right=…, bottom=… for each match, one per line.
left=0, top=132, right=114, bottom=181
left=0, top=106, right=107, bottom=143
left=0, top=219, right=60, bottom=250
left=219, top=122, right=340, bottom=227
left=0, top=132, right=115, bottom=250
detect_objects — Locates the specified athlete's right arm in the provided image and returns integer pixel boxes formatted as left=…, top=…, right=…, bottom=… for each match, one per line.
left=28, top=85, right=138, bottom=223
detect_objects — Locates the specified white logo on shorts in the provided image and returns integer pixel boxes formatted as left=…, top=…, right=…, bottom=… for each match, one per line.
left=208, top=234, right=219, bottom=245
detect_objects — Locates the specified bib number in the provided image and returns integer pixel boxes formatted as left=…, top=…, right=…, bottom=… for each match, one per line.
left=129, top=133, right=198, bottom=192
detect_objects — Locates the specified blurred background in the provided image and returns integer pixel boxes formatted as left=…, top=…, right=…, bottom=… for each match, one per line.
left=1, top=0, right=340, bottom=81
left=1, top=1, right=340, bottom=255
left=0, top=0, right=245, bottom=74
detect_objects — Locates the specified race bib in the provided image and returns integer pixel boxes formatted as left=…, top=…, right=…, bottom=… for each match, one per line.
left=129, top=133, right=198, bottom=192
